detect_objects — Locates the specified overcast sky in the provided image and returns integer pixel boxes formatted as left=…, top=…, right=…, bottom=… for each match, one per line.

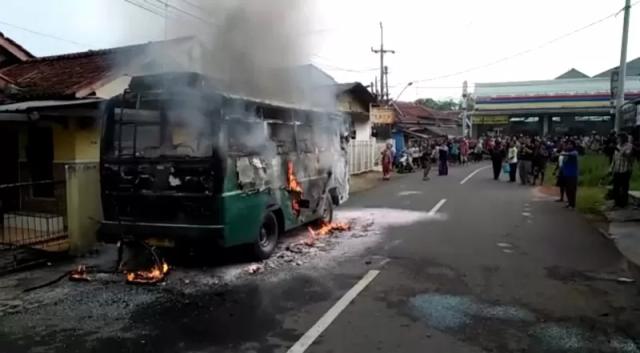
left=1, top=0, right=638, bottom=101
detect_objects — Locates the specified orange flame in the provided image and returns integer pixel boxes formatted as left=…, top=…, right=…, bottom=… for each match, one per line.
left=308, top=221, right=350, bottom=238
left=125, top=261, right=170, bottom=284
left=69, top=265, right=90, bottom=281
left=287, top=161, right=303, bottom=216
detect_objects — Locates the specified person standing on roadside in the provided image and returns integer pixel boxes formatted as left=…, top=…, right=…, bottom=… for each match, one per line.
left=474, top=139, right=484, bottom=162
left=438, top=140, right=449, bottom=176
left=611, top=132, right=634, bottom=208
left=561, top=140, right=579, bottom=209
left=507, top=142, right=518, bottom=182
left=381, top=142, right=394, bottom=181
left=603, top=130, right=617, bottom=164
left=421, top=142, right=434, bottom=181
left=450, top=139, right=460, bottom=165
left=554, top=143, right=566, bottom=203
left=532, top=140, right=549, bottom=185
left=460, top=138, right=470, bottom=165
left=518, top=138, right=534, bottom=185
left=490, top=140, right=505, bottom=180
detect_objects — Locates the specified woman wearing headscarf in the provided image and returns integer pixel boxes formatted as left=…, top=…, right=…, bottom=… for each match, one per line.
left=381, top=142, right=394, bottom=181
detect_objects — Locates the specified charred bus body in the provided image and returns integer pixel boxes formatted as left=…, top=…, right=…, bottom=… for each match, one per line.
left=98, top=73, right=350, bottom=259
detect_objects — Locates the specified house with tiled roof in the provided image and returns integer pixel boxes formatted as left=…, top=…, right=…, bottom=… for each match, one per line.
left=392, top=101, right=461, bottom=137
left=0, top=34, right=202, bottom=260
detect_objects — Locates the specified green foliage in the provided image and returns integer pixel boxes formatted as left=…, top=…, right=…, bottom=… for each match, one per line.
left=415, top=98, right=460, bottom=111
left=576, top=187, right=607, bottom=215
left=578, top=154, right=610, bottom=187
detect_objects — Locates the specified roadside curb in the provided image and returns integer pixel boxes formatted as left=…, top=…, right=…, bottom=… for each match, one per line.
left=600, top=210, right=640, bottom=289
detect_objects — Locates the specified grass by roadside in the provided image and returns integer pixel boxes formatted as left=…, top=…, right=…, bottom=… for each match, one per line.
left=543, top=153, right=640, bottom=215
left=576, top=187, right=607, bottom=215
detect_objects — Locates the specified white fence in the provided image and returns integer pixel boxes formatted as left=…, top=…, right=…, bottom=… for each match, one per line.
left=348, top=140, right=377, bottom=175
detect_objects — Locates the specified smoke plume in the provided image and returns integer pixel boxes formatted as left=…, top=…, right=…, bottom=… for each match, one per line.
left=165, top=0, right=332, bottom=108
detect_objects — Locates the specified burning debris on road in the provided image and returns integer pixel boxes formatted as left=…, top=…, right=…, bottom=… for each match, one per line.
left=308, top=221, right=350, bottom=237
left=125, top=261, right=170, bottom=285
left=66, top=257, right=171, bottom=285
left=69, top=265, right=90, bottom=282
left=243, top=219, right=356, bottom=275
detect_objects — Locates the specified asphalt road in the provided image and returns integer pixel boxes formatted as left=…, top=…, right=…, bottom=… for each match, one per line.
left=271, top=162, right=640, bottom=353
left=2, top=162, right=640, bottom=353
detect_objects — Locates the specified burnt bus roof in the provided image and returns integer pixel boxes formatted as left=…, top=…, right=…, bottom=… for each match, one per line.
left=124, top=72, right=344, bottom=117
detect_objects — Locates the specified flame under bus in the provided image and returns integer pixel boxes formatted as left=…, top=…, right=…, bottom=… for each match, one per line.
left=98, top=73, right=350, bottom=258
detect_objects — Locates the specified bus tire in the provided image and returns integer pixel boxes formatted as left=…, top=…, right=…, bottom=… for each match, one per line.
left=253, top=212, right=279, bottom=260
left=315, top=194, right=333, bottom=225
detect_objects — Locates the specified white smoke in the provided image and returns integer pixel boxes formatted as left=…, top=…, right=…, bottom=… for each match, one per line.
left=164, top=0, right=334, bottom=109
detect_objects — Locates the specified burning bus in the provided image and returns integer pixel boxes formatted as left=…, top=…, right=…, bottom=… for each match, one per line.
left=98, top=73, right=350, bottom=259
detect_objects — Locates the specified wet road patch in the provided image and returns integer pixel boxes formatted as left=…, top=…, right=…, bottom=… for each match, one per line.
left=409, top=293, right=536, bottom=330
left=408, top=293, right=640, bottom=352
left=531, top=323, right=640, bottom=353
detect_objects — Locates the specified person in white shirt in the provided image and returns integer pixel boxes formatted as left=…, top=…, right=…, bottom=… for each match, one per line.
left=507, top=142, right=518, bottom=182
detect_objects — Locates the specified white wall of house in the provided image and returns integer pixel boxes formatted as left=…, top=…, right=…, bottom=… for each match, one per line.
left=337, top=92, right=377, bottom=174
left=354, top=119, right=372, bottom=141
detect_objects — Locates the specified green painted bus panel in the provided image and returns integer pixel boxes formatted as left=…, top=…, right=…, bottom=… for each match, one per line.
left=222, top=191, right=268, bottom=247
left=278, top=187, right=300, bottom=231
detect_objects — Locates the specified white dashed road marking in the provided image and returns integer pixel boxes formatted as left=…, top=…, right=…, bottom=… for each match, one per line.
left=428, top=198, right=448, bottom=216
left=287, top=270, right=380, bottom=353
left=460, top=165, right=491, bottom=185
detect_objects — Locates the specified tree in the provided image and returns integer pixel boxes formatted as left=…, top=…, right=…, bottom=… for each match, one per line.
left=415, top=98, right=461, bottom=111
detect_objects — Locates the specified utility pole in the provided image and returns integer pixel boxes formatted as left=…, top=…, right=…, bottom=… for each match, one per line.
left=384, top=66, right=390, bottom=101
left=462, top=81, right=470, bottom=138
left=371, top=22, right=395, bottom=104
left=374, top=76, right=379, bottom=97
left=615, top=0, right=631, bottom=132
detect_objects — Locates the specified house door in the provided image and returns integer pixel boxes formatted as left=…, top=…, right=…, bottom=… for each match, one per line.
left=27, top=127, right=54, bottom=198
left=0, top=126, right=19, bottom=218
left=0, top=127, right=19, bottom=185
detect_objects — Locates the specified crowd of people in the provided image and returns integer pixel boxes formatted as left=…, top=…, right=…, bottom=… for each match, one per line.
left=380, top=130, right=637, bottom=209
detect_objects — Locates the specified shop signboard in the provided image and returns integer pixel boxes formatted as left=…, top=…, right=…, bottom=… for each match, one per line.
left=370, top=106, right=395, bottom=124
left=472, top=116, right=509, bottom=125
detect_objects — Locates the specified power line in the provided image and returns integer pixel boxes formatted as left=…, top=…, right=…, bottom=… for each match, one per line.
left=178, top=0, right=208, bottom=13
left=124, top=0, right=168, bottom=18
left=154, top=0, right=215, bottom=25
left=0, top=19, right=94, bottom=48
left=404, top=1, right=640, bottom=85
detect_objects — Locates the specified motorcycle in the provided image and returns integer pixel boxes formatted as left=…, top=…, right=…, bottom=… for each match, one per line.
left=396, top=150, right=415, bottom=174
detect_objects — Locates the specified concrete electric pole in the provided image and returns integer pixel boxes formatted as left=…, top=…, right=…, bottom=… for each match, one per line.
left=384, top=66, right=390, bottom=101
left=371, top=22, right=395, bottom=104
left=462, top=81, right=471, bottom=138
left=615, top=0, right=631, bottom=132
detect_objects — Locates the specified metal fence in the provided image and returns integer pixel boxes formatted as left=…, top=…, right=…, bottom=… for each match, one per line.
left=348, top=140, right=377, bottom=174
left=0, top=180, right=68, bottom=271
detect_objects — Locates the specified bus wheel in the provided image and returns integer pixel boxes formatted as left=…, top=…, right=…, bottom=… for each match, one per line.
left=253, top=212, right=279, bottom=260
